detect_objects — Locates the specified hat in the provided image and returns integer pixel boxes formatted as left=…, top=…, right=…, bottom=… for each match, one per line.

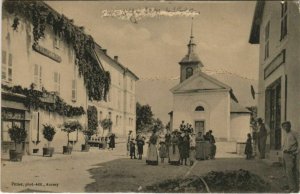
left=282, top=121, right=291, bottom=127
left=257, top=118, right=263, bottom=123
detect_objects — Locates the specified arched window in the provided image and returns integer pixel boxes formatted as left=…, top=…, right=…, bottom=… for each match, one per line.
left=195, top=106, right=205, bottom=111
left=186, top=67, right=193, bottom=79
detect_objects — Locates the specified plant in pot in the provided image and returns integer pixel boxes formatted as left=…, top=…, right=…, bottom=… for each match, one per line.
left=82, top=106, right=98, bottom=151
left=8, top=125, right=27, bottom=162
left=81, top=128, right=95, bottom=152
left=61, top=120, right=82, bottom=154
left=100, top=118, right=113, bottom=149
left=42, top=124, right=56, bottom=157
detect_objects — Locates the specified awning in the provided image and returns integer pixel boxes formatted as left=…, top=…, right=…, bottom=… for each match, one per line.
left=1, top=99, right=28, bottom=110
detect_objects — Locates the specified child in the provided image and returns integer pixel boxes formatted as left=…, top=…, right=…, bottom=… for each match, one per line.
left=136, top=135, right=145, bottom=160
left=189, top=133, right=196, bottom=166
left=244, top=133, right=253, bottom=160
left=130, top=138, right=137, bottom=159
left=159, top=141, right=167, bottom=163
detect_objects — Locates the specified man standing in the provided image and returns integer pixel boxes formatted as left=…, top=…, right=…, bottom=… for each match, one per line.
left=208, top=130, right=216, bottom=159
left=127, top=130, right=134, bottom=156
left=282, top=121, right=299, bottom=192
left=257, top=118, right=267, bottom=159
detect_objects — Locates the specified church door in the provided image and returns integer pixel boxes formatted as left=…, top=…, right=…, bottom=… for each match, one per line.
left=194, top=121, right=205, bottom=134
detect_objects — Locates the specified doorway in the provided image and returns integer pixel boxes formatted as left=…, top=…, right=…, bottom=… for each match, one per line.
left=265, top=78, right=281, bottom=150
left=194, top=121, right=205, bottom=135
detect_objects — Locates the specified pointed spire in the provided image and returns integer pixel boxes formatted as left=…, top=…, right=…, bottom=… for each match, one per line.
left=190, top=17, right=194, bottom=38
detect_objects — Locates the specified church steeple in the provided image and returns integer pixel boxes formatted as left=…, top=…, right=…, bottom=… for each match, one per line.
left=188, top=18, right=196, bottom=55
left=179, top=18, right=203, bottom=83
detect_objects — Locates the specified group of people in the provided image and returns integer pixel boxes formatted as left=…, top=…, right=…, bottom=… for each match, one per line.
left=244, top=118, right=299, bottom=192
left=127, top=122, right=217, bottom=166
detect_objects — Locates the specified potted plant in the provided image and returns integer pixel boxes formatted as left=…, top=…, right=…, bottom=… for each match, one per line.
left=100, top=118, right=112, bottom=135
left=8, top=125, right=27, bottom=162
left=100, top=118, right=112, bottom=149
left=61, top=120, right=82, bottom=154
left=82, top=106, right=98, bottom=151
left=81, top=128, right=95, bottom=152
left=42, top=124, right=56, bottom=157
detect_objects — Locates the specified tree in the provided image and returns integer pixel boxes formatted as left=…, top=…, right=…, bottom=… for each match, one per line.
left=152, top=118, right=164, bottom=132
left=166, top=121, right=170, bottom=131
left=136, top=102, right=155, bottom=132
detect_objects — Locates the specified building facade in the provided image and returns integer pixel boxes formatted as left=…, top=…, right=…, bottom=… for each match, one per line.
left=249, top=1, right=300, bottom=160
left=89, top=45, right=138, bottom=139
left=1, top=7, right=88, bottom=154
left=170, top=25, right=251, bottom=141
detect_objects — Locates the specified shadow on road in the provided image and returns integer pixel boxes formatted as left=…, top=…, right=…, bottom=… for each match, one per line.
left=85, top=157, right=287, bottom=193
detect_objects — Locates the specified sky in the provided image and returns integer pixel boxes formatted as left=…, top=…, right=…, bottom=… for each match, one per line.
left=46, top=1, right=259, bottom=81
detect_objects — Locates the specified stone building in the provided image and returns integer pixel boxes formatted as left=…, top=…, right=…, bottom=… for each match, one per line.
left=89, top=44, right=138, bottom=138
left=170, top=22, right=251, bottom=142
left=1, top=2, right=138, bottom=155
left=249, top=1, right=300, bottom=160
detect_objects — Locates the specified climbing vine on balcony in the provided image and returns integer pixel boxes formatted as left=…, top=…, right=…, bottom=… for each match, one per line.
left=3, top=0, right=110, bottom=101
left=2, top=84, right=85, bottom=117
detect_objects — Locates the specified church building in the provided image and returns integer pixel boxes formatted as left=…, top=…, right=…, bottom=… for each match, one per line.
left=169, top=21, right=251, bottom=142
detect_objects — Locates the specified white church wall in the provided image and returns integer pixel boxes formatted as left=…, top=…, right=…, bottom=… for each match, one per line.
left=230, top=113, right=251, bottom=142
left=172, top=91, right=230, bottom=140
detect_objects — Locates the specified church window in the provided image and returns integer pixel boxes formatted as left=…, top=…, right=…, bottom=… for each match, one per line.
left=195, top=106, right=205, bottom=111
left=186, top=67, right=193, bottom=79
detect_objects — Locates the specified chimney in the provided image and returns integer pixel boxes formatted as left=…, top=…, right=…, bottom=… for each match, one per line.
left=114, top=56, right=118, bottom=61
left=102, top=49, right=107, bottom=54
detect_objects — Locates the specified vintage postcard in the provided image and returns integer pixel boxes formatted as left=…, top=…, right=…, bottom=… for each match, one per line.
left=1, top=0, right=300, bottom=193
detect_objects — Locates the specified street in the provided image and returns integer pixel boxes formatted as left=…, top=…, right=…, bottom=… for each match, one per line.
left=1, top=142, right=289, bottom=193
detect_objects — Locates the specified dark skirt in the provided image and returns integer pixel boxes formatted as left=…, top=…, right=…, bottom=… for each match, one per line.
left=137, top=145, right=144, bottom=155
left=169, top=144, right=180, bottom=164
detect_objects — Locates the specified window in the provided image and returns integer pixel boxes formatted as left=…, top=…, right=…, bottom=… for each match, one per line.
left=118, top=73, right=121, bottom=86
left=34, top=64, right=43, bottom=90
left=54, top=36, right=61, bottom=49
left=72, top=80, right=77, bottom=101
left=118, top=90, right=121, bottom=109
left=53, top=72, right=60, bottom=94
left=116, top=115, right=119, bottom=126
left=195, top=106, right=205, bottom=111
left=264, top=21, right=270, bottom=60
left=280, top=1, right=288, bottom=40
left=2, top=51, right=12, bottom=82
left=72, top=64, right=77, bottom=101
left=130, top=79, right=133, bottom=90
left=186, top=67, right=193, bottom=79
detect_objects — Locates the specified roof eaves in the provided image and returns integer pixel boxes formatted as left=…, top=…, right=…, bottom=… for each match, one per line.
left=249, top=1, right=265, bottom=44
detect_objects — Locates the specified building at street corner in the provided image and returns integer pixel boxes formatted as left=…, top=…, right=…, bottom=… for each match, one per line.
left=169, top=23, right=251, bottom=142
left=249, top=1, right=300, bottom=161
left=89, top=44, right=139, bottom=139
left=1, top=2, right=125, bottom=155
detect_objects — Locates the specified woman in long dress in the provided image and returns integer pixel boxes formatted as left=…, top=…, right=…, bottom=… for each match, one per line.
left=169, top=131, right=180, bottom=165
left=146, top=129, right=159, bottom=165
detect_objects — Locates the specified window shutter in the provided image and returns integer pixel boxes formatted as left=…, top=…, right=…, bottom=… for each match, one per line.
left=34, top=64, right=38, bottom=86
left=2, top=51, right=7, bottom=80
left=72, top=79, right=76, bottom=101
left=39, top=65, right=42, bottom=89
left=30, top=112, right=38, bottom=141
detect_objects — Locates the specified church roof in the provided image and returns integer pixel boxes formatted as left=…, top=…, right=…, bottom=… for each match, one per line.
left=230, top=100, right=251, bottom=113
left=180, top=52, right=202, bottom=64
left=170, top=71, right=231, bottom=93
left=249, top=1, right=265, bottom=44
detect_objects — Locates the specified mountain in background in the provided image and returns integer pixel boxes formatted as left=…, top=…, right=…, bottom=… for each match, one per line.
left=136, top=72, right=258, bottom=125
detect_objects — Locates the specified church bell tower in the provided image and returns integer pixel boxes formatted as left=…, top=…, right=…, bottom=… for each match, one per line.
left=179, top=18, right=203, bottom=83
